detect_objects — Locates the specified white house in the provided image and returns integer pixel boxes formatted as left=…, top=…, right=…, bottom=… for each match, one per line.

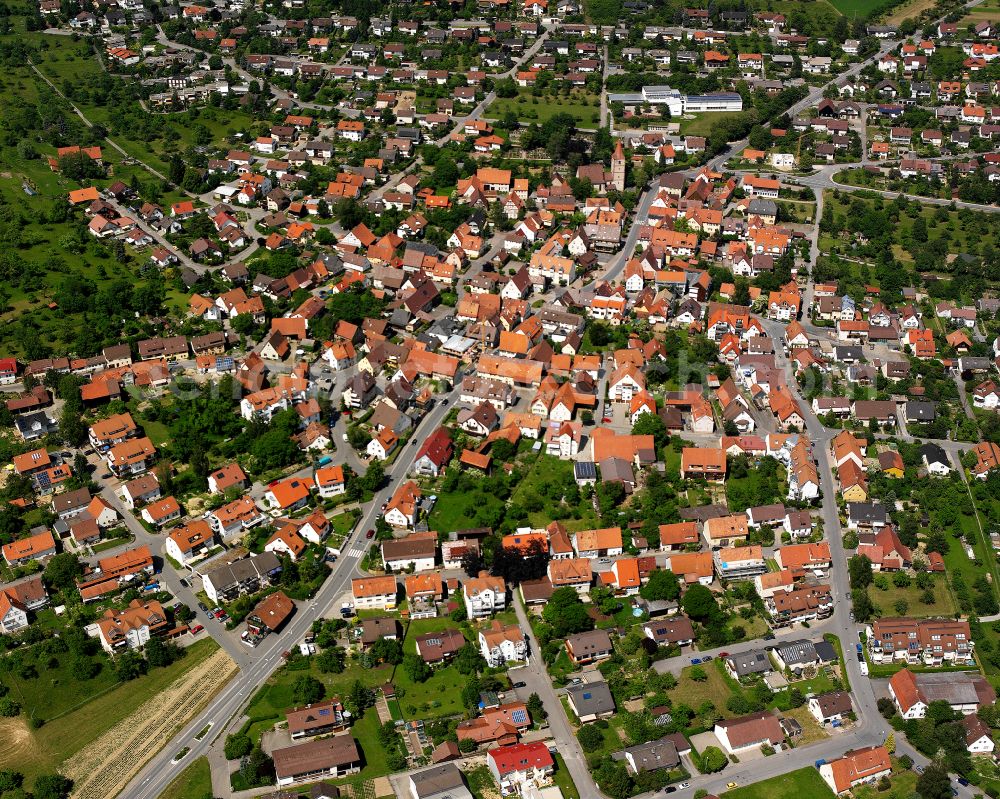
left=478, top=621, right=527, bottom=667
left=463, top=573, right=506, bottom=619
left=351, top=576, right=398, bottom=610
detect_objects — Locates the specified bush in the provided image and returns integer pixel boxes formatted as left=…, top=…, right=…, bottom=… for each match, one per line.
left=696, top=746, right=728, bottom=773
left=0, top=698, right=20, bottom=717
left=577, top=724, right=605, bottom=753
left=224, top=733, right=252, bottom=761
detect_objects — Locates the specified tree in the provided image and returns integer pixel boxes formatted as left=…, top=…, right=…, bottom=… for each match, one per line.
left=690, top=666, right=707, bottom=682
left=145, top=638, right=177, bottom=669
left=884, top=732, right=895, bottom=754
left=368, top=638, right=403, bottom=666
left=240, top=746, right=272, bottom=788
left=851, top=588, right=876, bottom=623
left=454, top=644, right=486, bottom=676
left=916, top=763, right=952, bottom=799
left=632, top=412, right=668, bottom=451
left=0, top=698, right=20, bottom=717
left=43, top=553, right=83, bottom=593
left=682, top=584, right=719, bottom=622
left=542, top=587, right=594, bottom=637
left=0, top=771, right=22, bottom=792
left=697, top=746, right=728, bottom=773
left=527, top=692, right=546, bottom=720
left=594, top=759, right=633, bottom=799
left=878, top=697, right=896, bottom=719
left=848, top=554, right=874, bottom=589
left=577, top=724, right=604, bottom=752
left=640, top=568, right=680, bottom=602
left=32, top=775, right=73, bottom=799
left=360, top=460, right=384, bottom=492
left=292, top=675, right=325, bottom=705
left=347, top=680, right=374, bottom=715
left=316, top=648, right=346, bottom=674
left=225, top=733, right=252, bottom=760
left=402, top=654, right=432, bottom=683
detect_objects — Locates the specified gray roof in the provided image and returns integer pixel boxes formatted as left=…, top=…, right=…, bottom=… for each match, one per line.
left=409, top=763, right=473, bottom=799
left=775, top=639, right=818, bottom=667
left=567, top=681, right=616, bottom=716
left=848, top=502, right=886, bottom=524
left=620, top=737, right=679, bottom=773
left=566, top=629, right=613, bottom=658
left=203, top=551, right=281, bottom=590
left=726, top=649, right=772, bottom=677
left=815, top=640, right=838, bottom=663
left=905, top=400, right=936, bottom=421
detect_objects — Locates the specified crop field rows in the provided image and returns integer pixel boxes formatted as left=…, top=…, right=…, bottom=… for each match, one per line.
left=64, top=648, right=238, bottom=799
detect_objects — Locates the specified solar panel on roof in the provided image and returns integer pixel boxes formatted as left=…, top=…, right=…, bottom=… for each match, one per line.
left=512, top=709, right=527, bottom=724
left=318, top=708, right=330, bottom=716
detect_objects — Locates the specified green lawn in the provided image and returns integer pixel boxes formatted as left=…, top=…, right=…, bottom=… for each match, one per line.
left=870, top=576, right=956, bottom=618
left=244, top=658, right=392, bottom=742
left=486, top=89, right=602, bottom=127
left=826, top=0, right=894, bottom=14
left=426, top=485, right=503, bottom=532
left=667, top=662, right=741, bottom=721
left=680, top=111, right=745, bottom=138
left=552, top=753, right=581, bottom=799
left=161, top=755, right=212, bottom=799
left=723, top=767, right=835, bottom=799
left=509, top=454, right=601, bottom=531
left=0, top=639, right=221, bottom=788
left=466, top=765, right=499, bottom=799
left=852, top=760, right=917, bottom=799
left=330, top=511, right=359, bottom=535
left=4, top=642, right=122, bottom=724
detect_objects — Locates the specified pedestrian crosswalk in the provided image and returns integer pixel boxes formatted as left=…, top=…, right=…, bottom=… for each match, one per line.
left=346, top=544, right=367, bottom=558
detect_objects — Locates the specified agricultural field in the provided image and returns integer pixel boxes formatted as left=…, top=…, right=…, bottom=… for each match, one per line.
left=0, top=639, right=226, bottom=791
left=63, top=645, right=238, bottom=799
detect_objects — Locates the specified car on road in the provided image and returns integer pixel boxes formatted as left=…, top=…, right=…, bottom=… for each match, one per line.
left=678, top=782, right=689, bottom=789
left=690, top=658, right=702, bottom=665
left=958, top=778, right=970, bottom=787
left=718, top=651, right=729, bottom=658
left=197, top=602, right=208, bottom=612
left=702, top=655, right=713, bottom=661
left=179, top=578, right=188, bottom=588
left=411, top=438, right=419, bottom=445
left=763, top=633, right=775, bottom=640
left=366, top=529, right=375, bottom=538
left=727, top=783, right=738, bottom=789
left=663, top=788, right=676, bottom=794
left=512, top=681, right=527, bottom=688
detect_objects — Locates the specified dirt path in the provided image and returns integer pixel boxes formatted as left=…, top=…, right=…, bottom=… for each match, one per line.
left=65, top=648, right=238, bottom=799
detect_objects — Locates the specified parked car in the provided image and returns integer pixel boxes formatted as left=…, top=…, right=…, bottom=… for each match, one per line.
left=512, top=681, right=527, bottom=689
left=197, top=602, right=208, bottom=612
left=190, top=624, right=204, bottom=634
left=702, top=655, right=713, bottom=662
left=690, top=658, right=702, bottom=665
